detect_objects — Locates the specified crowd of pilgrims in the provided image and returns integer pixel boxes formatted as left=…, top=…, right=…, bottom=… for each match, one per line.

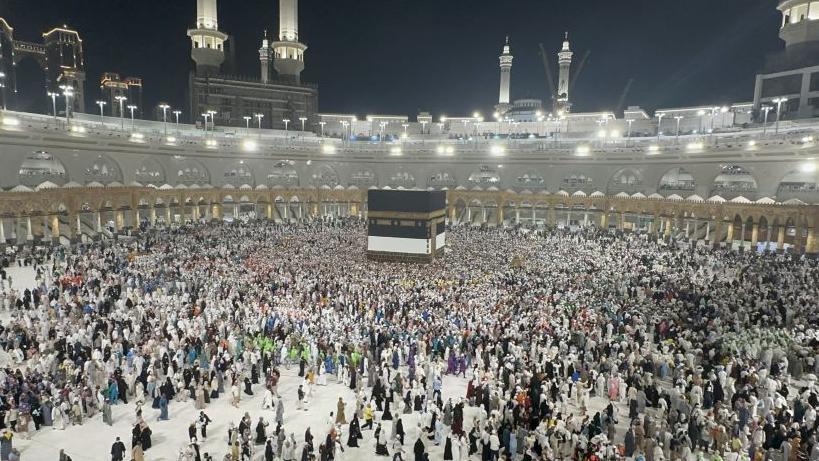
left=0, top=219, right=814, bottom=461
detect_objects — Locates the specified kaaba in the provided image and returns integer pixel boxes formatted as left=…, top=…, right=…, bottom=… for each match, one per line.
left=367, top=190, right=446, bottom=262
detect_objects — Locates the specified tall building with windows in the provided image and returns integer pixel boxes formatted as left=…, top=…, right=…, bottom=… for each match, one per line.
left=188, top=0, right=318, bottom=129
left=100, top=73, right=143, bottom=117
left=754, top=0, right=819, bottom=118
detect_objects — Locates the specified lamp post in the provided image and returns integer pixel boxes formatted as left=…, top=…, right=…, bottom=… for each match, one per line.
left=761, top=105, right=772, bottom=136
left=318, top=121, right=326, bottom=137
left=59, top=85, right=73, bottom=122
left=420, top=120, right=427, bottom=136
left=0, top=72, right=6, bottom=111
left=696, top=109, right=705, bottom=134
left=47, top=91, right=58, bottom=119
left=772, top=97, right=788, bottom=135
left=341, top=121, right=349, bottom=143
left=299, top=116, right=307, bottom=132
left=114, top=95, right=127, bottom=130
left=254, top=113, right=264, bottom=139
left=674, top=115, right=683, bottom=142
left=159, top=104, right=170, bottom=136
left=626, top=119, right=634, bottom=139
left=379, top=122, right=386, bottom=142
left=96, top=100, right=107, bottom=126
left=283, top=118, right=290, bottom=132
left=127, top=105, right=137, bottom=131
left=207, top=110, right=217, bottom=132
left=173, top=110, right=181, bottom=134
left=243, top=116, right=252, bottom=134
left=656, top=113, right=665, bottom=142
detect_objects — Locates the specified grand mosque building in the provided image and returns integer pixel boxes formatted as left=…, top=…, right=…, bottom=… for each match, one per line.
left=0, top=0, right=817, bottom=252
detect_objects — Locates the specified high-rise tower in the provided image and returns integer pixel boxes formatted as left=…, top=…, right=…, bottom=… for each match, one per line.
left=556, top=32, right=573, bottom=113
left=188, top=0, right=227, bottom=77
left=272, top=0, right=306, bottom=84
left=259, top=31, right=272, bottom=83
left=496, top=37, right=513, bottom=115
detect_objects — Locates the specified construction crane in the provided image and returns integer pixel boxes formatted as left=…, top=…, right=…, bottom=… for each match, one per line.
left=538, top=43, right=557, bottom=111
left=568, top=50, right=591, bottom=95
left=615, top=78, right=635, bottom=115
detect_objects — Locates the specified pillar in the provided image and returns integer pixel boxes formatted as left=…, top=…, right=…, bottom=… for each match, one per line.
left=600, top=212, right=608, bottom=229
left=0, top=218, right=5, bottom=243
left=726, top=221, right=734, bottom=242
left=497, top=206, right=504, bottom=226
left=685, top=220, right=691, bottom=239
left=777, top=224, right=786, bottom=251
left=96, top=212, right=103, bottom=232
left=618, top=212, right=625, bottom=230
left=50, top=215, right=60, bottom=240
left=118, top=211, right=127, bottom=230
left=467, top=207, right=472, bottom=223
left=165, top=206, right=172, bottom=224
left=806, top=227, right=817, bottom=254
left=41, top=215, right=48, bottom=240
left=739, top=222, right=746, bottom=249
left=714, top=221, right=724, bottom=248
left=515, top=209, right=520, bottom=223
left=765, top=223, right=773, bottom=251
left=75, top=214, right=81, bottom=239
left=794, top=223, right=804, bottom=252
left=663, top=217, right=672, bottom=238
left=149, top=207, right=157, bottom=225
left=449, top=206, right=456, bottom=224
left=26, top=217, right=33, bottom=240
left=583, top=212, right=588, bottom=227
left=751, top=222, right=759, bottom=248
left=266, top=203, right=273, bottom=220
left=705, top=220, right=710, bottom=242
left=212, top=203, right=222, bottom=220
left=549, top=208, right=556, bottom=226
left=567, top=210, right=573, bottom=227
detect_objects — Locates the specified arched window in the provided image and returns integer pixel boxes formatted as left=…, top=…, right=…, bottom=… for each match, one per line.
left=18, top=151, right=67, bottom=186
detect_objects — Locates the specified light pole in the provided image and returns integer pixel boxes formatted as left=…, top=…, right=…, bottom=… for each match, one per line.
left=341, top=121, right=349, bottom=143
left=207, top=110, right=217, bottom=132
left=59, top=84, right=73, bottom=123
left=697, top=109, right=705, bottom=134
left=254, top=113, right=264, bottom=139
left=96, top=100, right=107, bottom=126
left=299, top=116, right=307, bottom=132
left=159, top=103, right=170, bottom=136
left=115, top=95, right=127, bottom=130
left=674, top=115, right=683, bottom=142
left=47, top=91, right=58, bottom=119
left=283, top=118, right=290, bottom=132
left=773, top=97, right=788, bottom=135
left=127, top=105, right=137, bottom=130
left=243, top=116, right=252, bottom=133
left=319, top=121, right=326, bottom=137
left=761, top=105, right=772, bottom=136
left=201, top=113, right=210, bottom=132
left=379, top=122, right=386, bottom=142
left=420, top=120, right=427, bottom=136
left=626, top=119, right=634, bottom=138
left=656, top=113, right=665, bottom=142
left=0, top=72, right=6, bottom=110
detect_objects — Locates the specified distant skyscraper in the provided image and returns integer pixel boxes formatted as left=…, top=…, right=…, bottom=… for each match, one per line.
left=496, top=37, right=513, bottom=115
left=100, top=73, right=143, bottom=117
left=556, top=32, right=573, bottom=113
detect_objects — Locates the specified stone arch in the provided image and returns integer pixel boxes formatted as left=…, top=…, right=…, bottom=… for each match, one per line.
left=223, top=160, right=255, bottom=187
left=467, top=165, right=501, bottom=188
left=135, top=158, right=166, bottom=186
left=658, top=167, right=696, bottom=194
left=427, top=168, right=457, bottom=189
left=175, top=158, right=210, bottom=185
left=710, top=164, right=758, bottom=199
left=513, top=169, right=546, bottom=191
left=387, top=169, right=416, bottom=189
left=18, top=150, right=68, bottom=187
left=84, top=154, right=123, bottom=184
left=349, top=168, right=378, bottom=188
left=776, top=169, right=819, bottom=201
left=607, top=167, right=644, bottom=195
left=310, top=165, right=340, bottom=188
left=559, top=172, right=594, bottom=193
left=268, top=160, right=299, bottom=188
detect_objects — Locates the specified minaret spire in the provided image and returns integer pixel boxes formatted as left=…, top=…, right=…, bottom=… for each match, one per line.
left=187, top=0, right=227, bottom=77
left=557, top=31, right=574, bottom=113
left=495, top=36, right=514, bottom=115
left=272, top=0, right=307, bottom=84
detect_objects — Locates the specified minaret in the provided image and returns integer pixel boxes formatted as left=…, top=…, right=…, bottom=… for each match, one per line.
left=259, top=30, right=272, bottom=83
left=272, top=0, right=307, bottom=84
left=187, top=0, right=227, bottom=77
left=556, top=32, right=573, bottom=113
left=495, top=36, right=513, bottom=115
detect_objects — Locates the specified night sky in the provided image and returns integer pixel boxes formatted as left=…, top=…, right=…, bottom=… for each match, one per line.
left=1, top=0, right=783, bottom=119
